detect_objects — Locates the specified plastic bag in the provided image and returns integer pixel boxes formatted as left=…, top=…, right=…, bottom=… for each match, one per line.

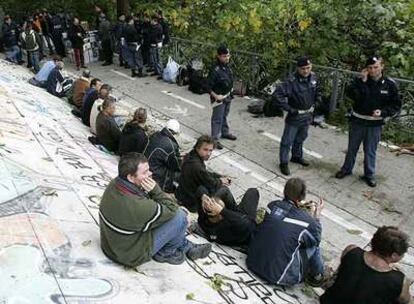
left=162, top=56, right=180, bottom=83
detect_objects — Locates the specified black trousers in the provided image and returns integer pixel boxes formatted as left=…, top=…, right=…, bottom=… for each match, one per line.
left=198, top=186, right=259, bottom=246
left=101, top=39, right=113, bottom=63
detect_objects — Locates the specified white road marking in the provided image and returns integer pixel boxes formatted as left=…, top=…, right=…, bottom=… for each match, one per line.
left=262, top=131, right=323, bottom=159
left=163, top=104, right=188, bottom=116
left=161, top=90, right=206, bottom=109
left=219, top=155, right=414, bottom=265
left=111, top=69, right=135, bottom=81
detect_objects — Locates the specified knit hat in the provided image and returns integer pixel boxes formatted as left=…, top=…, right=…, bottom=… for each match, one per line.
left=166, top=119, right=180, bottom=134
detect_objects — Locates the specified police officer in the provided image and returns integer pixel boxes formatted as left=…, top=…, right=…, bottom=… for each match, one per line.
left=335, top=56, right=401, bottom=187
left=273, top=57, right=322, bottom=175
left=123, top=16, right=145, bottom=77
left=206, top=46, right=237, bottom=150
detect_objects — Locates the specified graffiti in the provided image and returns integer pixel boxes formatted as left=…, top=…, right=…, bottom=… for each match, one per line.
left=55, top=147, right=92, bottom=170
left=81, top=172, right=111, bottom=189
left=187, top=246, right=317, bottom=304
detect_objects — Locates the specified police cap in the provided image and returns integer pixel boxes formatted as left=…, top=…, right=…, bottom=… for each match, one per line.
left=217, top=45, right=230, bottom=55
left=296, top=56, right=311, bottom=67
left=365, top=56, right=382, bottom=66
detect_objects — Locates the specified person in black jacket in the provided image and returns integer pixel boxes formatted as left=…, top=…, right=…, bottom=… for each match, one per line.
left=147, top=15, right=163, bottom=76
left=175, top=135, right=232, bottom=212
left=144, top=119, right=181, bottom=193
left=68, top=17, right=86, bottom=70
left=198, top=188, right=259, bottom=246
left=205, top=46, right=236, bottom=150
left=113, top=14, right=126, bottom=67
left=119, top=108, right=149, bottom=156
left=335, top=56, right=401, bottom=187
left=46, top=61, right=72, bottom=97
left=2, top=15, right=22, bottom=63
left=273, top=56, right=322, bottom=176
left=81, top=78, right=103, bottom=126
left=156, top=10, right=170, bottom=46
left=51, top=13, right=65, bottom=58
left=123, top=16, right=145, bottom=77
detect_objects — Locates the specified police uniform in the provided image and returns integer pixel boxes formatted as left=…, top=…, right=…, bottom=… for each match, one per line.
left=336, top=57, right=401, bottom=186
left=206, top=46, right=235, bottom=148
left=273, top=57, right=322, bottom=174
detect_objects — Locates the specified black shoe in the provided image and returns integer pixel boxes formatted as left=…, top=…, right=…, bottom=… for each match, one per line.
left=335, top=170, right=351, bottom=179
left=153, top=250, right=185, bottom=265
left=291, top=157, right=310, bottom=166
left=279, top=163, right=290, bottom=176
left=102, top=62, right=112, bottom=66
left=359, top=175, right=377, bottom=187
left=124, top=64, right=130, bottom=69
left=81, top=65, right=87, bottom=69
left=214, top=141, right=223, bottom=150
left=186, top=243, right=212, bottom=260
left=221, top=133, right=237, bottom=140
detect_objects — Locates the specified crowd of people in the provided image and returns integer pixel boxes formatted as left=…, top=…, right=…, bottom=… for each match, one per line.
left=1, top=6, right=413, bottom=304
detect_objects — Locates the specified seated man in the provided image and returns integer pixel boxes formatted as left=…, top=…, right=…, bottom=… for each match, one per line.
left=89, top=84, right=112, bottom=134
left=29, top=55, right=61, bottom=88
left=144, top=119, right=181, bottom=193
left=198, top=187, right=259, bottom=246
left=321, top=226, right=412, bottom=304
left=175, top=135, right=231, bottom=212
left=119, top=108, right=149, bottom=156
left=96, top=97, right=121, bottom=153
left=81, top=78, right=102, bottom=126
left=71, top=70, right=91, bottom=109
left=247, top=177, right=326, bottom=287
left=99, top=152, right=212, bottom=267
left=46, top=61, right=73, bottom=98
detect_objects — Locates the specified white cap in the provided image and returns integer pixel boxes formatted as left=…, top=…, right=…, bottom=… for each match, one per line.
left=166, top=119, right=180, bottom=134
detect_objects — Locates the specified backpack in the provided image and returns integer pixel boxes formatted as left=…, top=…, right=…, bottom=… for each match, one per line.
left=247, top=99, right=265, bottom=114
left=176, top=65, right=190, bottom=86
left=188, top=69, right=206, bottom=94
left=263, top=98, right=283, bottom=117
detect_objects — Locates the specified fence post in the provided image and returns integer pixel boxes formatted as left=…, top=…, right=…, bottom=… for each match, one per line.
left=329, top=70, right=340, bottom=114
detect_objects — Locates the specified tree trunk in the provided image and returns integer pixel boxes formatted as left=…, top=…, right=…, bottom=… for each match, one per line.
left=117, top=0, right=130, bottom=17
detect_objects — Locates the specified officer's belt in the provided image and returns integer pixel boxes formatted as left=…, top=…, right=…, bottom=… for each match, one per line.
left=352, top=112, right=383, bottom=121
left=297, top=106, right=314, bottom=114
left=211, top=91, right=232, bottom=108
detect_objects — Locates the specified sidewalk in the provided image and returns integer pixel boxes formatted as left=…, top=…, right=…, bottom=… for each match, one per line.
left=0, top=59, right=413, bottom=303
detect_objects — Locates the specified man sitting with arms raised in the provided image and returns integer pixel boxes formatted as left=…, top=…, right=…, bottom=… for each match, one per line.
left=99, top=152, right=212, bottom=267
left=247, top=177, right=326, bottom=287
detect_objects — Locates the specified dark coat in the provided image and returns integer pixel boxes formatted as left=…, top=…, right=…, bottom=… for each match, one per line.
left=46, top=67, right=64, bottom=96
left=96, top=112, right=121, bottom=153
left=119, top=122, right=149, bottom=156
left=81, top=88, right=99, bottom=126
left=175, top=149, right=222, bottom=211
left=68, top=24, right=86, bottom=49
left=144, top=128, right=181, bottom=192
left=2, top=21, right=19, bottom=48
left=147, top=23, right=163, bottom=46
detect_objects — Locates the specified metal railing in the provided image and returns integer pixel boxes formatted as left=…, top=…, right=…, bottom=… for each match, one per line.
left=162, top=37, right=414, bottom=143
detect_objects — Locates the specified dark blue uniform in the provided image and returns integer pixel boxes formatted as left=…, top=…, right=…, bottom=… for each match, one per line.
left=273, top=72, right=322, bottom=165
left=340, top=76, right=401, bottom=179
left=206, top=61, right=234, bottom=140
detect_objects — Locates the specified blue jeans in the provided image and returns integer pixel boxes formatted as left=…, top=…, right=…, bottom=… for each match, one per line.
left=211, top=99, right=231, bottom=140
left=341, top=120, right=382, bottom=178
left=279, top=121, right=310, bottom=164
left=149, top=47, right=162, bottom=75
left=152, top=209, right=192, bottom=258
left=305, top=246, right=324, bottom=276
left=28, top=51, right=40, bottom=73
left=5, top=45, right=21, bottom=63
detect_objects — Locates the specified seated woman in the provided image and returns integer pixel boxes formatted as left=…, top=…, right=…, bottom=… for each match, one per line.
left=96, top=97, right=121, bottom=153
left=119, top=108, right=149, bottom=156
left=320, top=226, right=412, bottom=304
left=197, top=187, right=259, bottom=247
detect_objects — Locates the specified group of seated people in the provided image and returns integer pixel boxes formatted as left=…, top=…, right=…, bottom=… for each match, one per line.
left=100, top=137, right=412, bottom=303
left=26, top=57, right=412, bottom=303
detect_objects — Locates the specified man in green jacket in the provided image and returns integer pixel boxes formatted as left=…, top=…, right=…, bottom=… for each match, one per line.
left=99, top=152, right=212, bottom=267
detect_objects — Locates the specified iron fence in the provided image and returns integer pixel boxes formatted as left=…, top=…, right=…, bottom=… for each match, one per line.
left=162, top=37, right=414, bottom=143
